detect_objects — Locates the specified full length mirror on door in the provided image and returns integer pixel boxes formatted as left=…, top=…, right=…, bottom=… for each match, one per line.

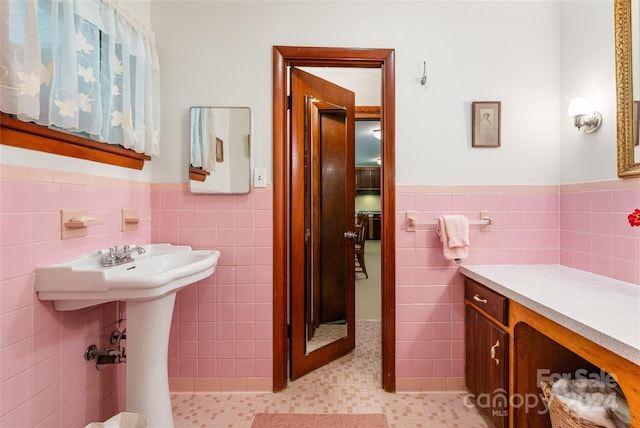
left=189, top=107, right=251, bottom=194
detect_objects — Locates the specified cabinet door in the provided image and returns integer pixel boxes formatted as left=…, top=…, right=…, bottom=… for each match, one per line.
left=370, top=168, right=380, bottom=189
left=465, top=305, right=509, bottom=428
left=355, top=168, right=363, bottom=188
left=370, top=215, right=381, bottom=240
left=355, top=168, right=368, bottom=189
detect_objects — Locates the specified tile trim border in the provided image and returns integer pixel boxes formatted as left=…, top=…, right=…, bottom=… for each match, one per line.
left=0, top=163, right=151, bottom=189
left=397, top=178, right=640, bottom=194
left=169, top=377, right=272, bottom=393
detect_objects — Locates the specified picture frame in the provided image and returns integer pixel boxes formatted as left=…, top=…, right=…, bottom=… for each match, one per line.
left=634, top=101, right=639, bottom=147
left=472, top=101, right=501, bottom=147
left=215, top=137, right=224, bottom=162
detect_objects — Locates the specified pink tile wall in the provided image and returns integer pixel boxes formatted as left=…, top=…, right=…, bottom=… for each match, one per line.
left=394, top=181, right=640, bottom=392
left=3, top=161, right=635, bottom=413
left=0, top=166, right=151, bottom=427
left=559, top=184, right=640, bottom=283
left=151, top=185, right=273, bottom=391
left=394, top=185, right=561, bottom=391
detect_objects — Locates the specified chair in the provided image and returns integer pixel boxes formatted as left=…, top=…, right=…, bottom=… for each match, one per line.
left=355, top=213, right=369, bottom=278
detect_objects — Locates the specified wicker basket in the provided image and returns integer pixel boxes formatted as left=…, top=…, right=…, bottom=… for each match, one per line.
left=540, top=381, right=607, bottom=428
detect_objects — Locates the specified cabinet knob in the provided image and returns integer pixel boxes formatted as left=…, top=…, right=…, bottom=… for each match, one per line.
left=473, top=294, right=488, bottom=304
left=490, top=340, right=500, bottom=365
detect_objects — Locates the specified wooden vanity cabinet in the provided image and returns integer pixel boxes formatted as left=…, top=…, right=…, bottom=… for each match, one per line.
left=462, top=269, right=640, bottom=428
left=465, top=279, right=509, bottom=428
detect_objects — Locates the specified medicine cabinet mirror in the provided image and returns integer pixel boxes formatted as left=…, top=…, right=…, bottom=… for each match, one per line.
left=189, top=107, right=251, bottom=193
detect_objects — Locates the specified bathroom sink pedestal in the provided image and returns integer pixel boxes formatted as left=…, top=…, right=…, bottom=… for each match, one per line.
left=125, top=293, right=177, bottom=428
left=34, top=245, right=222, bottom=428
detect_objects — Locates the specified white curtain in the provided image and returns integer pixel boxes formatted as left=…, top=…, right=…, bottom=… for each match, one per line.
left=0, top=0, right=160, bottom=155
left=190, top=107, right=217, bottom=172
left=190, top=107, right=204, bottom=168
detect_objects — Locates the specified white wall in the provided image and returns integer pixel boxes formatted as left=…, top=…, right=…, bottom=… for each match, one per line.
left=151, top=1, right=566, bottom=185
left=559, top=1, right=617, bottom=183
left=299, top=68, right=382, bottom=107
left=119, top=0, right=151, bottom=27
left=1, top=1, right=622, bottom=186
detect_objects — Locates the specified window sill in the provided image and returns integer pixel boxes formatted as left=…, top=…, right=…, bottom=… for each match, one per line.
left=0, top=113, right=151, bottom=170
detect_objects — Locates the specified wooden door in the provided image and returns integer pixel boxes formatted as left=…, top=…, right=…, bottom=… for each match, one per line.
left=272, top=46, right=397, bottom=393
left=290, top=67, right=356, bottom=380
left=465, top=305, right=509, bottom=428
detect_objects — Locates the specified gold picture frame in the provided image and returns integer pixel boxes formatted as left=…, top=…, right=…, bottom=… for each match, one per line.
left=634, top=101, right=639, bottom=147
left=472, top=101, right=501, bottom=148
left=215, top=137, right=224, bottom=162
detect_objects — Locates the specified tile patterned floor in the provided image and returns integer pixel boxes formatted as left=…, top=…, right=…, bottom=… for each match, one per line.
left=171, top=321, right=489, bottom=428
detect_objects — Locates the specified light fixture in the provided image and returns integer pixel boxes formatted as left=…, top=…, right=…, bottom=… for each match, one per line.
left=372, top=129, right=381, bottom=139
left=376, top=157, right=382, bottom=165
left=567, top=95, right=602, bottom=133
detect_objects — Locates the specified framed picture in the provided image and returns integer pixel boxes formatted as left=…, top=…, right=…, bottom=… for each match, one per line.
left=215, top=137, right=224, bottom=162
left=472, top=101, right=501, bottom=147
left=634, top=101, right=639, bottom=147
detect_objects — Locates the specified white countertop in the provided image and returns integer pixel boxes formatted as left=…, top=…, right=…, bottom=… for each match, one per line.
left=458, top=264, right=640, bottom=366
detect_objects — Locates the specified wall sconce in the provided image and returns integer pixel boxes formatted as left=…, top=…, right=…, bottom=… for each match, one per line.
left=567, top=95, right=602, bottom=133
left=372, top=129, right=381, bottom=139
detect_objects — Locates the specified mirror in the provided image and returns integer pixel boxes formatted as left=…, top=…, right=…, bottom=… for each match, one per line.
left=189, top=107, right=251, bottom=193
left=615, top=0, right=640, bottom=177
left=304, top=95, right=350, bottom=355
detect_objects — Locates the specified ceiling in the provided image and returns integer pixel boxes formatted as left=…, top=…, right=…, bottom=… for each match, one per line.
left=356, top=119, right=381, bottom=166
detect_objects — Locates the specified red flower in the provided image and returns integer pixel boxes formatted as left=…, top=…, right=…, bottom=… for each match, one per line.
left=628, top=209, right=640, bottom=227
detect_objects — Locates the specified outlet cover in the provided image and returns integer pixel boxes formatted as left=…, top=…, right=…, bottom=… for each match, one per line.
left=254, top=168, right=266, bottom=188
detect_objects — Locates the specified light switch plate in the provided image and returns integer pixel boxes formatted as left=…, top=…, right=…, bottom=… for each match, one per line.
left=254, top=168, right=267, bottom=188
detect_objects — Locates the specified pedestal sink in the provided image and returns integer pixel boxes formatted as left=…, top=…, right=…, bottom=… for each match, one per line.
left=35, top=244, right=221, bottom=428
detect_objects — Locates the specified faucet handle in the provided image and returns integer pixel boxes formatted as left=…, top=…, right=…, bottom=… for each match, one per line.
left=98, top=247, right=116, bottom=256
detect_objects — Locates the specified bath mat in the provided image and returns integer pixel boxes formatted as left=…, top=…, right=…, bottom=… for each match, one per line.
left=251, top=413, right=389, bottom=428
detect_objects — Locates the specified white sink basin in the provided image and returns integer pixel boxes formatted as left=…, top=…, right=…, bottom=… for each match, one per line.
left=35, top=243, right=221, bottom=311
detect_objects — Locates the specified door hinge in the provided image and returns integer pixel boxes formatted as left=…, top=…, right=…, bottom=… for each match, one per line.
left=287, top=95, right=292, bottom=110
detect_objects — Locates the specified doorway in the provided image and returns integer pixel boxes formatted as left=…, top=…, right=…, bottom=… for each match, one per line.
left=289, top=68, right=356, bottom=380
left=354, top=109, right=382, bottom=322
left=272, top=46, right=396, bottom=392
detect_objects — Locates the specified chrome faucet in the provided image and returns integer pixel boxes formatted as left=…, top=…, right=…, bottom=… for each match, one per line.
left=99, top=245, right=146, bottom=267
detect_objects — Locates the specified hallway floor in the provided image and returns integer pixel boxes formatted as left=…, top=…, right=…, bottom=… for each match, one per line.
left=171, top=321, right=489, bottom=428
left=356, top=240, right=382, bottom=321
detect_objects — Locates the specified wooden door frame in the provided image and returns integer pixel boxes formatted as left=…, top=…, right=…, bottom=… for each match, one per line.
left=272, top=46, right=396, bottom=392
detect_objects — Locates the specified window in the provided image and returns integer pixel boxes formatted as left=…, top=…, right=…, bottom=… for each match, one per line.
left=0, top=0, right=160, bottom=166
